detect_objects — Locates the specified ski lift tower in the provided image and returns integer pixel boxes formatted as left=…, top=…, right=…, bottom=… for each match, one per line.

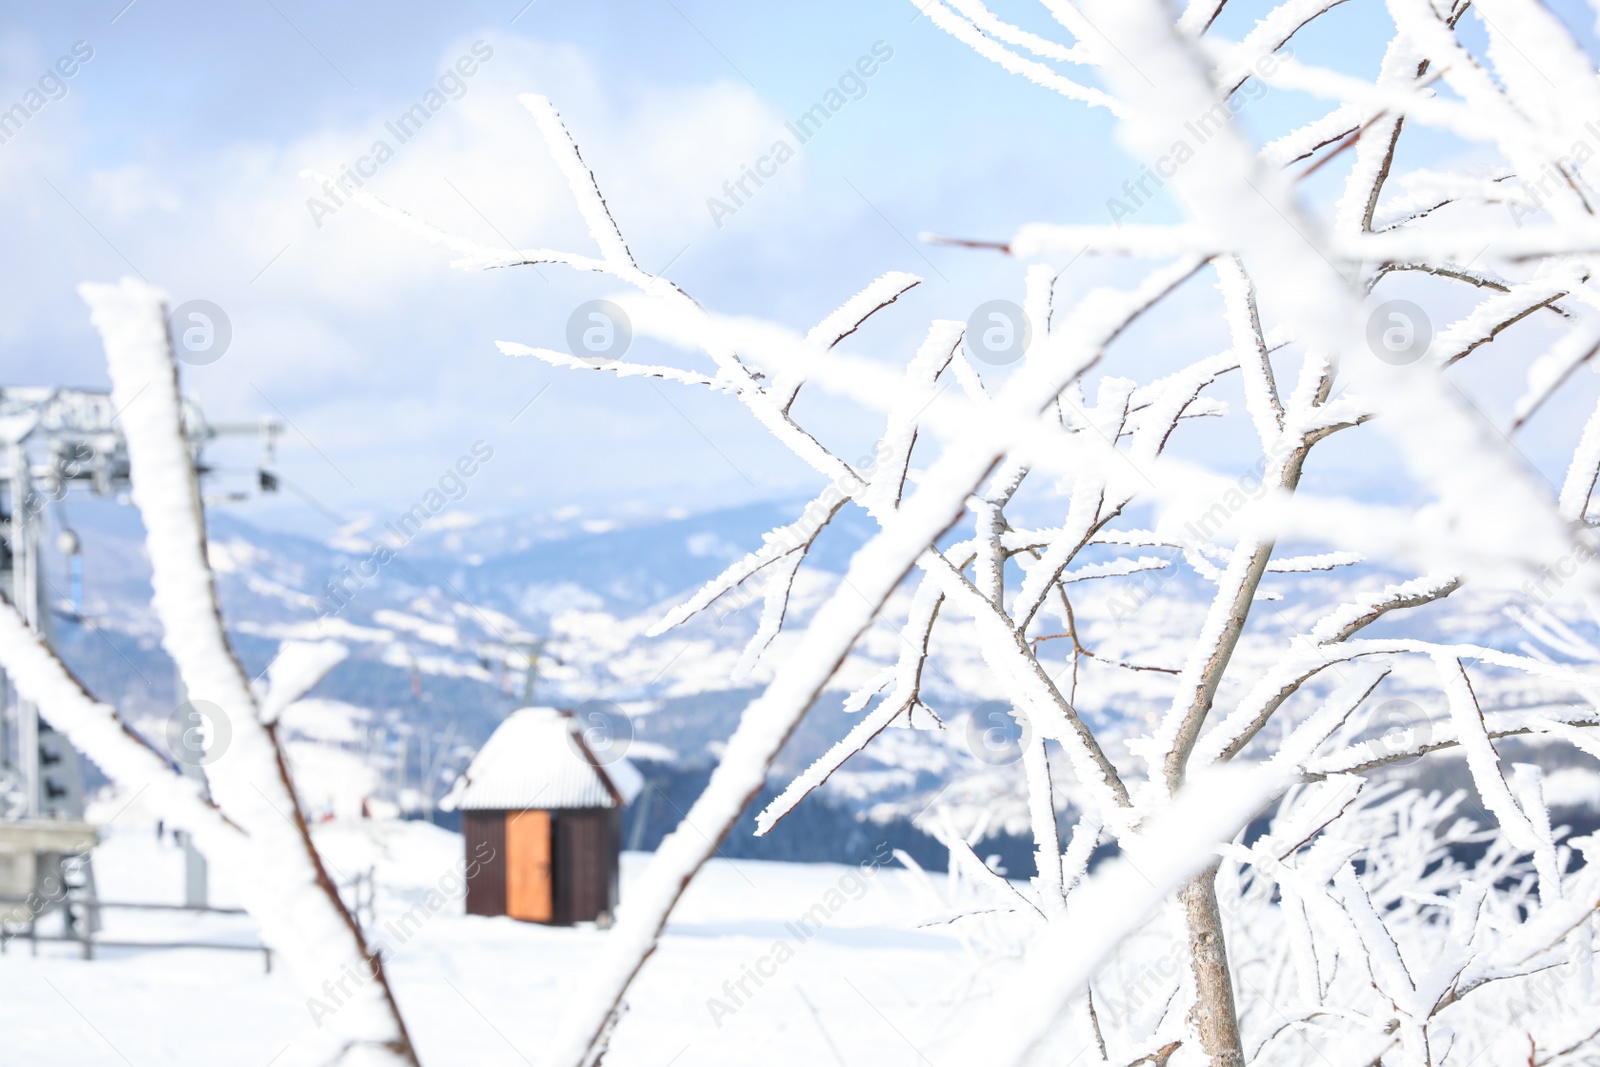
left=0, top=386, right=279, bottom=932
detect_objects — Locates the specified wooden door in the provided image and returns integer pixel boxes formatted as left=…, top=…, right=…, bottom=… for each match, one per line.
left=505, top=809, right=552, bottom=922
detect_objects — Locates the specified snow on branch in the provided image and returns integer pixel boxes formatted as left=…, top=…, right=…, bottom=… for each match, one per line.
left=0, top=594, right=240, bottom=855
left=945, top=764, right=1292, bottom=1066
left=81, top=278, right=417, bottom=1067
left=518, top=94, right=637, bottom=269
left=781, top=271, right=922, bottom=412
left=1305, top=573, right=1462, bottom=645
left=1216, top=0, right=1347, bottom=92
left=917, top=0, right=1123, bottom=113
left=496, top=340, right=721, bottom=388
left=542, top=411, right=1028, bottom=1067
left=301, top=168, right=611, bottom=275
left=649, top=491, right=843, bottom=636
left=1511, top=311, right=1600, bottom=429
left=259, top=640, right=348, bottom=725
left=1434, top=654, right=1544, bottom=854
left=946, top=0, right=1087, bottom=63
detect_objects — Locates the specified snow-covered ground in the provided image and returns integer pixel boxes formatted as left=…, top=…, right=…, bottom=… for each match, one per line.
left=1, top=816, right=991, bottom=1066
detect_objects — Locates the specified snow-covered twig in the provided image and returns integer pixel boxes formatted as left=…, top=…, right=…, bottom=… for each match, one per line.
left=83, top=279, right=417, bottom=1067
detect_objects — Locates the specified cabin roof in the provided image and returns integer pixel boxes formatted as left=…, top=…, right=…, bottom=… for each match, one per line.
left=439, top=706, right=644, bottom=812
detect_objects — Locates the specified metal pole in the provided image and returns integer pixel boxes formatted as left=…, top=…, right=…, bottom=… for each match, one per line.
left=0, top=669, right=11, bottom=782
left=419, top=731, right=430, bottom=821
left=10, top=444, right=39, bottom=820
left=175, top=673, right=209, bottom=909
left=521, top=640, right=543, bottom=707
left=395, top=732, right=407, bottom=807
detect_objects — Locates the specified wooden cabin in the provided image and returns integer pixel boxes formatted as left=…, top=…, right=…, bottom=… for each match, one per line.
left=441, top=707, right=642, bottom=926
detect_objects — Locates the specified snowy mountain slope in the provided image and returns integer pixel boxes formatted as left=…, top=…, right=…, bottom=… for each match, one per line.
left=1, top=816, right=982, bottom=1067
left=37, top=495, right=1600, bottom=868
left=43, top=497, right=987, bottom=852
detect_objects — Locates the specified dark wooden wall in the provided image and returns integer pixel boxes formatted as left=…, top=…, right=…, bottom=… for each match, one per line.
left=462, top=806, right=621, bottom=925
left=553, top=807, right=622, bottom=925
left=462, top=809, right=507, bottom=917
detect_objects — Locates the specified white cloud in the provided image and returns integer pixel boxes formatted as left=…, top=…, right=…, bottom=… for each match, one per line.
left=84, top=164, right=182, bottom=219
left=0, top=30, right=867, bottom=518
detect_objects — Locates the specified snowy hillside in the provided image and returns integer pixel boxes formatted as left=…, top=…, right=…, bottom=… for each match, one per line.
left=40, top=495, right=1600, bottom=873
left=3, top=813, right=977, bottom=1066
left=12, top=780, right=1599, bottom=1067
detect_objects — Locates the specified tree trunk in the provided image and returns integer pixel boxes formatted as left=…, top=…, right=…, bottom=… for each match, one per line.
left=1182, top=864, right=1244, bottom=1067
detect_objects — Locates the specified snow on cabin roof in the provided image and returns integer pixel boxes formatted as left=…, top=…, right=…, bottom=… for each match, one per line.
left=439, top=707, right=643, bottom=812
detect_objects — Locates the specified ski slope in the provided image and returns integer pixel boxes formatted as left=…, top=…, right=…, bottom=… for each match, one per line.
left=1, top=811, right=989, bottom=1066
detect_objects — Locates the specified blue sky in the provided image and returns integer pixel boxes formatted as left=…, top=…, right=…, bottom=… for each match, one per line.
left=3, top=0, right=1596, bottom=540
